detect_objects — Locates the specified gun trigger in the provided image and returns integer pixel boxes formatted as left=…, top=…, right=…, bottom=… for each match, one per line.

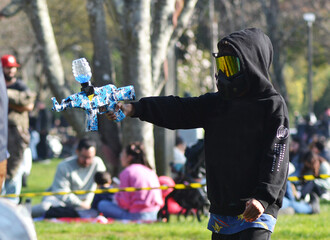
left=88, top=94, right=94, bottom=101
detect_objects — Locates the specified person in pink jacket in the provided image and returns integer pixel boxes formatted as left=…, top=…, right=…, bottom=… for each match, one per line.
left=97, top=142, right=163, bottom=221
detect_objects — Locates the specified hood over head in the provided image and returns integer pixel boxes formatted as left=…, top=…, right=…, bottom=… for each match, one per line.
left=216, top=28, right=277, bottom=99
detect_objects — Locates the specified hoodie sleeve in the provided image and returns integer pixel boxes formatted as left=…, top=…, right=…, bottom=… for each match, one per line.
left=131, top=93, right=216, bottom=130
left=254, top=98, right=290, bottom=210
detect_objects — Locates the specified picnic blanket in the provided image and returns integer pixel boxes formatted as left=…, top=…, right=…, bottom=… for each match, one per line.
left=34, top=216, right=157, bottom=224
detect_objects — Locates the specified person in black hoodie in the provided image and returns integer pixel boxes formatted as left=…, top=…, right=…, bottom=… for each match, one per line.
left=107, top=28, right=289, bottom=240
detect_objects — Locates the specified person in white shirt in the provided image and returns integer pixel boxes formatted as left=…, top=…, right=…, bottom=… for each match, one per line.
left=32, top=137, right=106, bottom=218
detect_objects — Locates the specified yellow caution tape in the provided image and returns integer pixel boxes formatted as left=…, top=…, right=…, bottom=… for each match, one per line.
left=1, top=183, right=206, bottom=199
left=287, top=174, right=330, bottom=182
left=1, top=174, right=329, bottom=199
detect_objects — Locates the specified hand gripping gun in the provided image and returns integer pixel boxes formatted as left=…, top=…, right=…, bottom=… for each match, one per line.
left=51, top=58, right=135, bottom=131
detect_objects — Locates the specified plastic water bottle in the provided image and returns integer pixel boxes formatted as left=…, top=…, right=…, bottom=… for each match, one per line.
left=72, top=58, right=92, bottom=84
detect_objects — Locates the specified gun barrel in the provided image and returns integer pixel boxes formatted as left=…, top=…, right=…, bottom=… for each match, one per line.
left=116, top=85, right=135, bottom=101
left=50, top=83, right=135, bottom=132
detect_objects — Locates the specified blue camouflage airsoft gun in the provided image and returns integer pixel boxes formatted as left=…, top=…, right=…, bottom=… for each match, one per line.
left=51, top=58, right=135, bottom=132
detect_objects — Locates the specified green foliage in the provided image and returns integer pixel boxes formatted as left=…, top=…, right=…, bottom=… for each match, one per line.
left=47, top=0, right=120, bottom=87
left=47, top=0, right=94, bottom=89
left=110, top=49, right=124, bottom=86
left=48, top=0, right=92, bottom=55
left=315, top=83, right=330, bottom=115
left=285, top=64, right=306, bottom=114
left=284, top=54, right=330, bottom=122
left=313, top=65, right=330, bottom=114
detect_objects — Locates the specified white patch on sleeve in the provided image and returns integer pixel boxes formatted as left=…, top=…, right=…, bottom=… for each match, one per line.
left=276, top=125, right=289, bottom=140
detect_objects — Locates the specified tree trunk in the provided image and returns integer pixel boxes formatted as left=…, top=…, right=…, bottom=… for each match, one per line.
left=86, top=0, right=122, bottom=175
left=2, top=0, right=199, bottom=173
left=23, top=0, right=86, bottom=136
left=260, top=0, right=289, bottom=104
left=154, top=47, right=177, bottom=176
left=151, top=0, right=176, bottom=93
left=107, top=0, right=198, bottom=171
left=120, top=0, right=155, bottom=169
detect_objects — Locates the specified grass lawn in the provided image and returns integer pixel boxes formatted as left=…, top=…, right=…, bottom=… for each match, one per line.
left=19, top=159, right=330, bottom=240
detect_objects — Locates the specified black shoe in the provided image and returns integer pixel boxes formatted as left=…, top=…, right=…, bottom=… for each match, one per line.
left=310, top=192, right=320, bottom=214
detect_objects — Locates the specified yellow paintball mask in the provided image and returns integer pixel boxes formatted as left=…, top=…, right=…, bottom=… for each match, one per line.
left=212, top=53, right=241, bottom=77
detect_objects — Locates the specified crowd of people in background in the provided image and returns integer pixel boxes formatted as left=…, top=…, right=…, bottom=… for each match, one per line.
left=279, top=110, right=330, bottom=215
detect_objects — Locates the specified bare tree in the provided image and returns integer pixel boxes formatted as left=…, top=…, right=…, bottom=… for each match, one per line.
left=105, top=0, right=198, bottom=169
left=85, top=0, right=122, bottom=174
left=215, top=0, right=329, bottom=108
left=0, top=0, right=86, bottom=136
left=259, top=0, right=288, bottom=104
left=0, top=0, right=117, bottom=171
left=0, top=0, right=199, bottom=172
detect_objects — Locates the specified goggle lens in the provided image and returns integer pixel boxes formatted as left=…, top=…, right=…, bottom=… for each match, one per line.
left=213, top=54, right=241, bottom=77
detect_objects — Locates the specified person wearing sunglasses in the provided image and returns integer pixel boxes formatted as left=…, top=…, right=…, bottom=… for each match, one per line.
left=107, top=28, right=289, bottom=240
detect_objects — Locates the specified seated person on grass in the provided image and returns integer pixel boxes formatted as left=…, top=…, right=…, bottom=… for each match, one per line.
left=91, top=171, right=115, bottom=210
left=97, top=142, right=163, bottom=221
left=32, top=137, right=106, bottom=218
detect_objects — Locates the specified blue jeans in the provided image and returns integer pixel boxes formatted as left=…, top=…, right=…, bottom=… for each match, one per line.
left=1, top=167, right=23, bottom=204
left=97, top=200, right=158, bottom=221
left=282, top=181, right=312, bottom=214
left=282, top=197, right=312, bottom=214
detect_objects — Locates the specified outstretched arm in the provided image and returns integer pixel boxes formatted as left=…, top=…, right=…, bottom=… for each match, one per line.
left=106, top=93, right=217, bottom=130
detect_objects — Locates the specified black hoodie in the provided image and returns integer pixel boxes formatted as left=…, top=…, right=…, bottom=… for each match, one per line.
left=131, top=28, right=289, bottom=218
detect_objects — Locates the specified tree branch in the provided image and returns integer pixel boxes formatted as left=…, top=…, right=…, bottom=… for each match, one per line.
left=0, top=0, right=24, bottom=17
left=154, top=0, right=198, bottom=95
left=168, top=0, right=198, bottom=49
left=104, top=0, right=123, bottom=40
left=151, top=0, right=176, bottom=95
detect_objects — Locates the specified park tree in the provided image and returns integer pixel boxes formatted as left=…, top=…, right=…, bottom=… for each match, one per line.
left=0, top=0, right=198, bottom=174
left=102, top=0, right=198, bottom=170
left=0, top=0, right=86, bottom=135
left=209, top=0, right=329, bottom=118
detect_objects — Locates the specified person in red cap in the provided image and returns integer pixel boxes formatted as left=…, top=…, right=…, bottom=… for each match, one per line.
left=1, top=55, right=20, bottom=85
left=1, top=55, right=20, bottom=66
left=1, top=54, right=35, bottom=204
